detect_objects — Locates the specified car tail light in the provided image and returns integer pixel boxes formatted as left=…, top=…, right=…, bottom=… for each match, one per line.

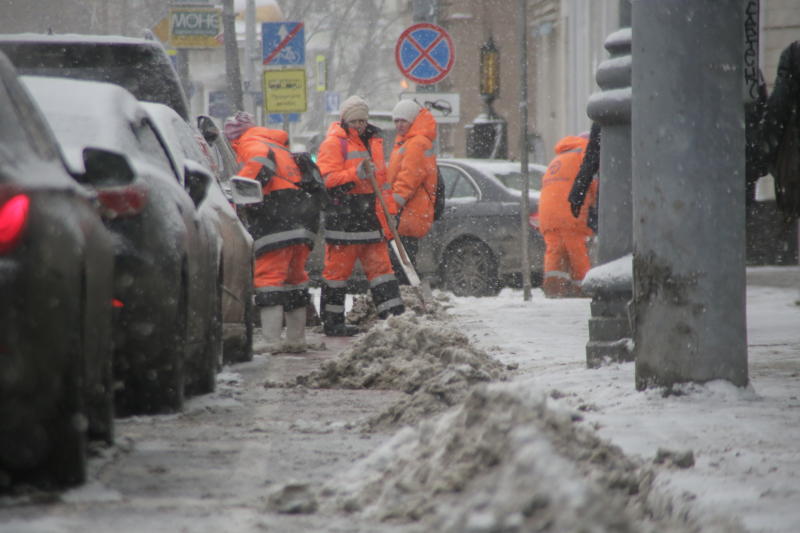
left=0, top=193, right=30, bottom=254
left=97, top=186, right=147, bottom=218
left=112, top=298, right=124, bottom=309
left=528, top=212, right=540, bottom=232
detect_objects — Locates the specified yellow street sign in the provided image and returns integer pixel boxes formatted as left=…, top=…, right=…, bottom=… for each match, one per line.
left=315, top=54, right=326, bottom=92
left=262, top=69, right=307, bottom=113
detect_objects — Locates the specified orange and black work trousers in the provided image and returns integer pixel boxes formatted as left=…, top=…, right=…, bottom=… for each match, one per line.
left=253, top=243, right=311, bottom=311
left=321, top=241, right=404, bottom=328
left=542, top=229, right=591, bottom=298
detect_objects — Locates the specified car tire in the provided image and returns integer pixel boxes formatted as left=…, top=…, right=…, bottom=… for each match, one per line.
left=188, top=274, right=222, bottom=396
left=442, top=239, right=500, bottom=297
left=223, top=268, right=254, bottom=364
left=83, top=270, right=115, bottom=445
left=44, top=297, right=87, bottom=488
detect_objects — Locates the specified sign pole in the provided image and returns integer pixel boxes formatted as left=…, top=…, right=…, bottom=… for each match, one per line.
left=518, top=0, right=531, bottom=301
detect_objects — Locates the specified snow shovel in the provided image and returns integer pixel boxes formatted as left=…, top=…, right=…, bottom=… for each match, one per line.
left=365, top=166, right=433, bottom=310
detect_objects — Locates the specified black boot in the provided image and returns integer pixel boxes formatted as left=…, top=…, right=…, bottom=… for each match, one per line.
left=321, top=283, right=359, bottom=336
left=323, top=322, right=360, bottom=337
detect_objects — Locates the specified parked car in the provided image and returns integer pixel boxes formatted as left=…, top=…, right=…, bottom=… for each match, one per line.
left=22, top=75, right=218, bottom=416
left=0, top=52, right=116, bottom=488
left=306, top=158, right=546, bottom=297
left=421, top=158, right=547, bottom=296
left=143, top=102, right=255, bottom=368
left=0, top=33, right=190, bottom=120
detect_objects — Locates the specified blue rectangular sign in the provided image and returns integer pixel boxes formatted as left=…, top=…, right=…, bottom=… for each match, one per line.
left=262, top=22, right=305, bottom=65
left=267, top=113, right=301, bottom=124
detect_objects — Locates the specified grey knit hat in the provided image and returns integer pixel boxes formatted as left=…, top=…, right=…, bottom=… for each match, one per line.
left=340, top=95, right=369, bottom=124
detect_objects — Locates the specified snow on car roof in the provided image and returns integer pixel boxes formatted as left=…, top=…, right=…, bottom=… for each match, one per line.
left=0, top=33, right=164, bottom=46
left=21, top=75, right=145, bottom=173
left=445, top=158, right=548, bottom=176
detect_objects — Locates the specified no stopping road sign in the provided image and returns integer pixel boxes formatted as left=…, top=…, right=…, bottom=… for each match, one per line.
left=395, top=23, right=455, bottom=85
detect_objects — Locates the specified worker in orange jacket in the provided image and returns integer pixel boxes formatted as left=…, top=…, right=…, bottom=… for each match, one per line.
left=538, top=133, right=598, bottom=298
left=387, top=99, right=438, bottom=283
left=225, top=111, right=319, bottom=352
left=316, top=96, right=404, bottom=336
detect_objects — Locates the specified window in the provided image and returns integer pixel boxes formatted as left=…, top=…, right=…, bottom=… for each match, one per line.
left=133, top=119, right=179, bottom=181
left=439, top=165, right=478, bottom=201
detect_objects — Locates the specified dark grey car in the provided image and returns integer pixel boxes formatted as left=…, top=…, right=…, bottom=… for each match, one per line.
left=417, top=158, right=547, bottom=296
left=23, top=75, right=217, bottom=417
left=306, top=158, right=546, bottom=297
left=0, top=52, right=116, bottom=489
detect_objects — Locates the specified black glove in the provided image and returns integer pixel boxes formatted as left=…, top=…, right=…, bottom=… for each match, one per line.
left=568, top=188, right=585, bottom=218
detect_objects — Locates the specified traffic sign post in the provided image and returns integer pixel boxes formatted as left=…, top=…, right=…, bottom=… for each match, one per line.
left=395, top=23, right=455, bottom=85
left=400, top=92, right=460, bottom=123
left=324, top=91, right=340, bottom=114
left=262, top=69, right=307, bottom=113
left=262, top=22, right=305, bottom=65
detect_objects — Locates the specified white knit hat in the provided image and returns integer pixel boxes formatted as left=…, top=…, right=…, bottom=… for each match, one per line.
left=392, top=99, right=421, bottom=123
left=339, top=95, right=369, bottom=123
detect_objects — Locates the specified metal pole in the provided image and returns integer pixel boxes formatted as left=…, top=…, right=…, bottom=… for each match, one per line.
left=244, top=0, right=257, bottom=115
left=518, top=0, right=531, bottom=301
left=221, top=0, right=243, bottom=111
left=631, top=0, right=748, bottom=389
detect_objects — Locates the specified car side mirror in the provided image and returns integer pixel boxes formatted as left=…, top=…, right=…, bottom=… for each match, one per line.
left=80, top=148, right=135, bottom=186
left=197, top=115, right=220, bottom=144
left=229, top=176, right=263, bottom=205
left=184, top=159, right=211, bottom=207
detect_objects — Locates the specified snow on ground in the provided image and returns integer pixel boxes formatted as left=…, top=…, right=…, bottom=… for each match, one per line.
left=445, top=268, right=800, bottom=533
left=1, top=269, right=796, bottom=533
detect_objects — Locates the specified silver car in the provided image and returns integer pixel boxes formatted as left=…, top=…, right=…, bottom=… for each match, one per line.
left=417, top=158, right=547, bottom=296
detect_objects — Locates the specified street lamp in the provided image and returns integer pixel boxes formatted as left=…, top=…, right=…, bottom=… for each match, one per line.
left=479, top=36, right=500, bottom=104
left=466, top=35, right=507, bottom=159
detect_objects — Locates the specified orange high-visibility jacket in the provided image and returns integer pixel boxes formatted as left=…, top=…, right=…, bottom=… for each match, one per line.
left=231, top=127, right=300, bottom=193
left=316, top=121, right=391, bottom=243
left=230, top=127, right=317, bottom=255
left=538, top=135, right=597, bottom=235
left=388, top=108, right=438, bottom=239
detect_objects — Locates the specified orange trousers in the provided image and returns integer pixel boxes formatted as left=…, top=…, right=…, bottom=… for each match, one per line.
left=322, top=242, right=394, bottom=282
left=542, top=229, right=591, bottom=297
left=253, top=244, right=311, bottom=309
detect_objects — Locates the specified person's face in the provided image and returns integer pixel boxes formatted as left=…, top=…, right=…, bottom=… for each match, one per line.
left=347, top=118, right=367, bottom=135
left=394, top=119, right=411, bottom=136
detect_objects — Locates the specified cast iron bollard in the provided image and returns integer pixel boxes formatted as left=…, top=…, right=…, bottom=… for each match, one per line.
left=582, top=27, right=634, bottom=368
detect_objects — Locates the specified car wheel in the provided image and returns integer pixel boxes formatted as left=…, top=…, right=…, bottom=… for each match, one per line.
left=223, top=268, right=254, bottom=364
left=83, top=270, right=115, bottom=445
left=188, top=274, right=222, bottom=396
left=159, top=275, right=188, bottom=412
left=441, top=239, right=500, bottom=297
left=44, top=294, right=87, bottom=488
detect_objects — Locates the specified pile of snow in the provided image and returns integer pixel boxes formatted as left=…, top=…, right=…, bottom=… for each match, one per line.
left=346, top=286, right=450, bottom=328
left=318, top=382, right=745, bottom=533
left=264, top=312, right=511, bottom=429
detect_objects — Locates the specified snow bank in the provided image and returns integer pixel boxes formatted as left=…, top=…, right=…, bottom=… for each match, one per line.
left=321, top=382, right=746, bottom=533
left=265, top=311, right=511, bottom=429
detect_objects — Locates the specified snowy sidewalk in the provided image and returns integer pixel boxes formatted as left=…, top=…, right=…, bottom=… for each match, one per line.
left=448, top=266, right=800, bottom=533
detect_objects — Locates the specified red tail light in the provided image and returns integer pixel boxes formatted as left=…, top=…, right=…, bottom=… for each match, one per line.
left=0, top=193, right=30, bottom=254
left=97, top=186, right=147, bottom=218
left=112, top=298, right=124, bottom=308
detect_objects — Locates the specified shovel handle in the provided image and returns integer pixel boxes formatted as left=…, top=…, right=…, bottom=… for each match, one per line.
left=366, top=169, right=412, bottom=266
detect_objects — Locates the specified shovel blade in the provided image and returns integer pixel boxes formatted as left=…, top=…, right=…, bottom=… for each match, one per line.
left=390, top=239, right=421, bottom=287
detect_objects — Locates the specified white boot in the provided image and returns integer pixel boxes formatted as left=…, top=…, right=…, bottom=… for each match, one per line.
left=282, top=306, right=307, bottom=353
left=258, top=305, right=284, bottom=353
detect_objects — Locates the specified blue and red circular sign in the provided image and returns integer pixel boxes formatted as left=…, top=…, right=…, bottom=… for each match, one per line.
left=395, top=23, right=455, bottom=85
